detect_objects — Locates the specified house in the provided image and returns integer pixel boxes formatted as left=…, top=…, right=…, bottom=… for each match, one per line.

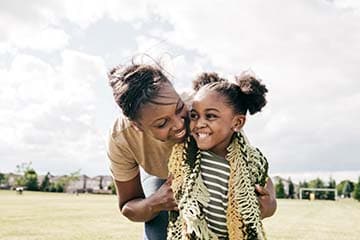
left=1, top=173, right=22, bottom=189
left=1, top=172, right=114, bottom=194
left=65, top=175, right=113, bottom=194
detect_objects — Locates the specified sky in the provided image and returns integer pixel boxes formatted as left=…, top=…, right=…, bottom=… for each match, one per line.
left=1, top=0, right=360, bottom=183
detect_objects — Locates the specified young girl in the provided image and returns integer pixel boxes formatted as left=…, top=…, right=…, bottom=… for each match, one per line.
left=167, top=72, right=269, bottom=240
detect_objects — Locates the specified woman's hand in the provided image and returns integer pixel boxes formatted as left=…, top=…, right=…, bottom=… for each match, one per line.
left=148, top=176, right=178, bottom=213
left=256, top=178, right=277, bottom=219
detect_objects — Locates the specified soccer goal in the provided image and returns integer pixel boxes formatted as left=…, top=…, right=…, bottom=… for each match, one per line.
left=299, top=188, right=338, bottom=200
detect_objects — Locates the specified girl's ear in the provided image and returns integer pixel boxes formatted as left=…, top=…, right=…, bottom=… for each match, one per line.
left=232, top=115, right=246, bottom=132
left=130, top=121, right=143, bottom=132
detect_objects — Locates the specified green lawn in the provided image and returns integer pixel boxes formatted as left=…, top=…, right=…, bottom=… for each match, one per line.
left=0, top=190, right=142, bottom=240
left=263, top=198, right=360, bottom=240
left=1, top=190, right=360, bottom=240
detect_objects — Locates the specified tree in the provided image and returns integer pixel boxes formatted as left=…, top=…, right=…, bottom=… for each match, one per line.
left=328, top=178, right=336, bottom=188
left=99, top=176, right=103, bottom=190
left=15, top=162, right=38, bottom=190
left=288, top=178, right=295, bottom=199
left=308, top=178, right=324, bottom=188
left=108, top=181, right=116, bottom=195
left=24, top=169, right=39, bottom=191
left=309, top=178, right=325, bottom=199
left=343, top=181, right=353, bottom=198
left=0, top=172, right=5, bottom=185
left=337, top=180, right=354, bottom=197
left=275, top=179, right=286, bottom=198
left=299, top=181, right=309, bottom=188
left=353, top=177, right=360, bottom=201
left=40, top=172, right=51, bottom=192
left=328, top=177, right=336, bottom=200
left=299, top=180, right=310, bottom=199
left=15, top=162, right=29, bottom=186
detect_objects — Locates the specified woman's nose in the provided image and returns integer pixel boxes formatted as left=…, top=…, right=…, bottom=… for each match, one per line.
left=172, top=116, right=184, bottom=131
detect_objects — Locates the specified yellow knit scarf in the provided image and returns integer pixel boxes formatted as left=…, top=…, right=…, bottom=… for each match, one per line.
left=167, top=132, right=268, bottom=240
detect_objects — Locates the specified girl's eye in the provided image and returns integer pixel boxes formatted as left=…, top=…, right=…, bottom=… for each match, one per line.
left=206, top=113, right=218, bottom=120
left=189, top=112, right=198, bottom=120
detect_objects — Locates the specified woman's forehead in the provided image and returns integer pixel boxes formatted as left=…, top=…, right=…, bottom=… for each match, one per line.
left=150, top=82, right=180, bottom=105
left=138, top=97, right=181, bottom=125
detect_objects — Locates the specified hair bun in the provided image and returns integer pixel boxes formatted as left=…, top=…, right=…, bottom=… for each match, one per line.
left=235, top=71, right=257, bottom=94
left=192, top=72, right=226, bottom=91
left=235, top=70, right=268, bottom=115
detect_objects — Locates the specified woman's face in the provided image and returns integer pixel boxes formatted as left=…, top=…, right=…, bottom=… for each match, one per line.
left=135, top=82, right=188, bottom=143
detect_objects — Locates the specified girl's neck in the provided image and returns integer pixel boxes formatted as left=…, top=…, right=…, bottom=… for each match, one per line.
left=207, top=133, right=235, bottom=158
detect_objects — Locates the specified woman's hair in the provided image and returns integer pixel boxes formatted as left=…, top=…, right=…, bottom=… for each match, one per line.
left=192, top=71, right=268, bottom=115
left=108, top=64, right=170, bottom=120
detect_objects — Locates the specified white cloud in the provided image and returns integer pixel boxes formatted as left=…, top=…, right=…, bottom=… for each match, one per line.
left=332, top=0, right=360, bottom=13
left=0, top=50, right=108, bottom=175
left=15, top=28, right=69, bottom=51
left=0, top=0, right=67, bottom=52
left=1, top=0, right=359, bottom=177
left=0, top=0, right=157, bottom=53
left=145, top=0, right=360, bottom=173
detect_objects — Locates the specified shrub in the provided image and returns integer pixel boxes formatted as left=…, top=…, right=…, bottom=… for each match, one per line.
left=276, top=179, right=286, bottom=198
left=353, top=177, right=360, bottom=201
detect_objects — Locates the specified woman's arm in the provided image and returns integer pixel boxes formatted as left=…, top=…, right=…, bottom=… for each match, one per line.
left=256, top=177, right=277, bottom=219
left=115, top=173, right=177, bottom=222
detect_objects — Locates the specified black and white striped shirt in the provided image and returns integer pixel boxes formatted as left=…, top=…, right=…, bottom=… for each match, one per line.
left=200, top=151, right=230, bottom=239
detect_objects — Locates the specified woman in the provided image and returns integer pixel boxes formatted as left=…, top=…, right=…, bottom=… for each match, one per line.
left=106, top=62, right=276, bottom=240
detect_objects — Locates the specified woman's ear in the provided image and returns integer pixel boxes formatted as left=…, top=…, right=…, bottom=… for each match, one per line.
left=232, top=115, right=246, bottom=132
left=130, top=121, right=143, bottom=132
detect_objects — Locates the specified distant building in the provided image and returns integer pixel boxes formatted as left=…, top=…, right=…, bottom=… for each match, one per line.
left=1, top=172, right=114, bottom=194
left=65, top=175, right=113, bottom=194
left=0, top=173, right=22, bottom=189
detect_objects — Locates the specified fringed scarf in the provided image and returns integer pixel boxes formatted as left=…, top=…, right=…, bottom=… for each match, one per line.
left=167, top=132, right=268, bottom=240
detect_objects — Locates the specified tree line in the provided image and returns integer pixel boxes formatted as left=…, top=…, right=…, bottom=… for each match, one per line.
left=0, top=162, right=116, bottom=194
left=275, top=177, right=360, bottom=201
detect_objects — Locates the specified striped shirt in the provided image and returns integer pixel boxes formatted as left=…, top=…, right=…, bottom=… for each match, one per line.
left=200, top=151, right=230, bottom=239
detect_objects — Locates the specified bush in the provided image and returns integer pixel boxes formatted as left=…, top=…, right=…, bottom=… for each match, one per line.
left=337, top=180, right=354, bottom=197
left=276, top=179, right=286, bottom=198
left=353, top=177, right=360, bottom=201
left=40, top=172, right=51, bottom=192
left=288, top=178, right=295, bottom=199
left=109, top=182, right=116, bottom=195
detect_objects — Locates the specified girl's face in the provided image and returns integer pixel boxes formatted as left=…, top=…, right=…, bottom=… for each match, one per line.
left=190, top=89, right=244, bottom=157
left=135, top=82, right=188, bottom=143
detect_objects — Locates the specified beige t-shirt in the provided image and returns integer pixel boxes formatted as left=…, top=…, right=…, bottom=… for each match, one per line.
left=107, top=116, right=174, bottom=182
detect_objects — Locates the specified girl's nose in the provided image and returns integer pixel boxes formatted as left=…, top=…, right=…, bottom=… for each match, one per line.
left=195, top=118, right=207, bottom=128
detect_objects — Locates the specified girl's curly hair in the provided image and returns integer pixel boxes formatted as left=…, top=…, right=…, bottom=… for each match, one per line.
left=193, top=71, right=268, bottom=115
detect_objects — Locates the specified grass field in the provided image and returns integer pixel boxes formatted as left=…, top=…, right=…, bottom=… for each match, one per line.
left=1, top=190, right=360, bottom=240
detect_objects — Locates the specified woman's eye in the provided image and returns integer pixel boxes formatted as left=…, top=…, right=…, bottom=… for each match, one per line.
left=175, top=102, right=185, bottom=114
left=156, top=120, right=168, bottom=128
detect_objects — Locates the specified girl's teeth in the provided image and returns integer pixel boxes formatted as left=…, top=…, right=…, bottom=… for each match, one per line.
left=198, top=133, right=209, bottom=139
